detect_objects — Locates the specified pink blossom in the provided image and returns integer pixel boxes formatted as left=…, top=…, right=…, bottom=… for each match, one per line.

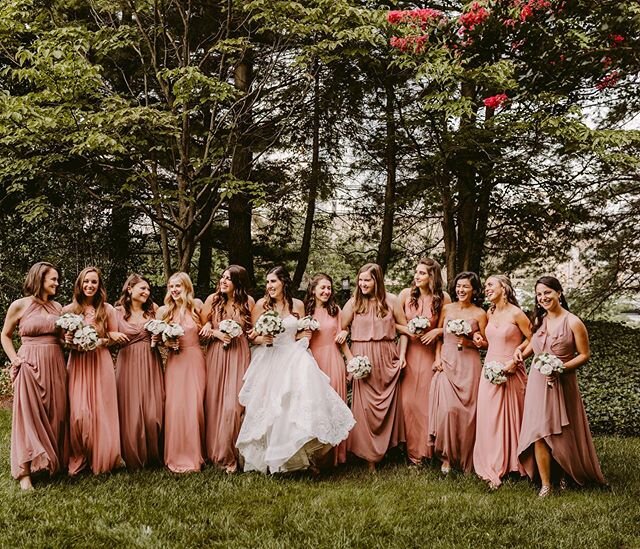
left=609, top=34, right=624, bottom=46
left=387, top=8, right=444, bottom=26
left=459, top=2, right=490, bottom=31
left=596, top=71, right=620, bottom=91
left=483, top=93, right=509, bottom=109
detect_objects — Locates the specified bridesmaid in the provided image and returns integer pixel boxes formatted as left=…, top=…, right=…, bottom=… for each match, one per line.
left=114, top=274, right=164, bottom=470
left=303, top=273, right=350, bottom=467
left=157, top=271, right=206, bottom=473
left=342, top=263, right=408, bottom=472
left=1, top=262, right=68, bottom=489
left=63, top=266, right=124, bottom=475
left=429, top=271, right=486, bottom=474
left=199, top=265, right=254, bottom=474
left=395, top=258, right=450, bottom=466
left=473, top=275, right=531, bottom=489
left=516, top=276, right=606, bottom=496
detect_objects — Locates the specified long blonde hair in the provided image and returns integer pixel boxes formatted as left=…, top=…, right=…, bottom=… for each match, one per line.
left=354, top=263, right=389, bottom=318
left=162, top=272, right=200, bottom=326
left=69, top=266, right=109, bottom=337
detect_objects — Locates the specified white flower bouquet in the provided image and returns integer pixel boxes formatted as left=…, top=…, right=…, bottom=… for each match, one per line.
left=297, top=315, right=320, bottom=332
left=254, top=311, right=285, bottom=347
left=162, top=322, right=185, bottom=353
left=218, top=319, right=243, bottom=349
left=446, top=319, right=473, bottom=351
left=407, top=316, right=430, bottom=335
left=532, top=352, right=565, bottom=387
left=72, top=325, right=100, bottom=352
left=144, top=319, right=168, bottom=348
left=483, top=361, right=507, bottom=385
left=346, top=355, right=372, bottom=379
left=55, top=313, right=85, bottom=333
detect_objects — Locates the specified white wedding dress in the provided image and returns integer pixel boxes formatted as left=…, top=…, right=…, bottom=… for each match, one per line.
left=236, top=315, right=355, bottom=474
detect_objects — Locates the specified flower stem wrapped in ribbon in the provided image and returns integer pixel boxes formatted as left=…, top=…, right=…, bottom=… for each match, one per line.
left=254, top=311, right=285, bottom=347
left=218, top=319, right=243, bottom=349
left=446, top=319, right=473, bottom=351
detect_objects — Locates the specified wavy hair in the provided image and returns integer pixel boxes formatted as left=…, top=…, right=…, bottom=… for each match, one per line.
left=354, top=263, right=389, bottom=318
left=451, top=271, right=484, bottom=307
left=115, top=273, right=155, bottom=321
left=532, top=275, right=570, bottom=334
left=162, top=272, right=200, bottom=326
left=263, top=266, right=297, bottom=318
left=486, top=274, right=520, bottom=314
left=69, top=266, right=109, bottom=337
left=23, top=261, right=59, bottom=301
left=304, top=273, right=339, bottom=318
left=409, top=257, right=445, bottom=319
left=209, top=265, right=252, bottom=328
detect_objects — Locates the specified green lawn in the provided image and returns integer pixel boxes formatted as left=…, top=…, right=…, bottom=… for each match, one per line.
left=0, top=410, right=638, bottom=549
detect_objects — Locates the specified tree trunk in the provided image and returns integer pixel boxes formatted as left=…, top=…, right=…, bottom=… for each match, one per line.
left=196, top=226, right=214, bottom=298
left=293, top=60, right=321, bottom=291
left=108, top=205, right=131, bottom=298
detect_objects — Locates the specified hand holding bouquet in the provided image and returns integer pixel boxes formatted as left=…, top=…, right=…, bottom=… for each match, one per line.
left=407, top=316, right=430, bottom=335
left=162, top=322, right=185, bottom=353
left=254, top=311, right=285, bottom=347
left=483, top=361, right=507, bottom=385
left=532, top=352, right=565, bottom=387
left=218, top=319, right=243, bottom=349
left=346, top=355, right=372, bottom=379
left=446, top=319, right=473, bottom=351
left=72, top=325, right=100, bottom=352
left=144, top=319, right=168, bottom=348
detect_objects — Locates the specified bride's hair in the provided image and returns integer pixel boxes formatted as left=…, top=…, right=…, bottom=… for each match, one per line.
left=263, top=266, right=298, bottom=318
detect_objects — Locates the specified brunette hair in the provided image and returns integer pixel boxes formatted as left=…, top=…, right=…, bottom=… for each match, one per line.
left=115, top=273, right=155, bottom=321
left=263, top=266, right=297, bottom=317
left=162, top=271, right=200, bottom=326
left=69, top=266, right=109, bottom=336
left=23, top=262, right=59, bottom=301
left=208, top=265, right=252, bottom=327
left=354, top=263, right=389, bottom=318
left=452, top=271, right=484, bottom=307
left=531, top=275, right=570, bottom=334
left=304, top=273, right=339, bottom=317
left=486, top=274, right=520, bottom=314
left=409, top=257, right=445, bottom=319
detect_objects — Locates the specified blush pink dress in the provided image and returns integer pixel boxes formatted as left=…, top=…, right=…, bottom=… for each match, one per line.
left=399, top=295, right=436, bottom=464
left=67, top=304, right=123, bottom=475
left=163, top=314, right=206, bottom=473
left=428, top=317, right=481, bottom=473
left=309, top=306, right=348, bottom=466
left=204, top=313, right=250, bottom=471
left=347, top=301, right=403, bottom=463
left=473, top=321, right=527, bottom=486
left=11, top=299, right=68, bottom=479
left=114, top=308, right=165, bottom=470
left=517, top=314, right=606, bottom=485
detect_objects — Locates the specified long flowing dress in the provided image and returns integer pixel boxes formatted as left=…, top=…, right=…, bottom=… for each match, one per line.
left=204, top=314, right=250, bottom=470
left=428, top=317, right=481, bottom=473
left=68, top=304, right=123, bottom=475
left=399, top=295, right=436, bottom=464
left=308, top=307, right=348, bottom=466
left=517, top=315, right=606, bottom=485
left=473, top=322, right=527, bottom=485
left=236, top=315, right=355, bottom=474
left=347, top=303, right=403, bottom=463
left=114, top=309, right=164, bottom=470
left=11, top=300, right=68, bottom=479
left=164, top=314, right=206, bottom=473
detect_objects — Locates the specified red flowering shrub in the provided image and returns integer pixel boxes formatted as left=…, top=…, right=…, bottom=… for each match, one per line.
left=609, top=34, right=624, bottom=46
left=387, top=8, right=444, bottom=26
left=483, top=93, right=509, bottom=108
left=458, top=2, right=490, bottom=31
left=596, top=71, right=620, bottom=91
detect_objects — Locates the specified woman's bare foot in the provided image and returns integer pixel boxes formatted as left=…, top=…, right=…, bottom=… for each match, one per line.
left=19, top=476, right=33, bottom=491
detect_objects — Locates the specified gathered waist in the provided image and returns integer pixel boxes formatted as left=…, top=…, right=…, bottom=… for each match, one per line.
left=20, top=335, right=60, bottom=346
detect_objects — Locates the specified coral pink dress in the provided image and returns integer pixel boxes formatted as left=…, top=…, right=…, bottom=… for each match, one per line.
left=114, top=308, right=165, bottom=470
left=164, top=314, right=206, bottom=473
left=204, top=313, right=250, bottom=470
left=517, top=314, right=606, bottom=485
left=428, top=317, right=481, bottom=473
left=347, top=302, right=402, bottom=463
left=473, top=321, right=527, bottom=485
left=309, top=306, right=348, bottom=466
left=11, top=300, right=68, bottom=479
left=67, top=304, right=123, bottom=475
left=399, top=295, right=436, bottom=464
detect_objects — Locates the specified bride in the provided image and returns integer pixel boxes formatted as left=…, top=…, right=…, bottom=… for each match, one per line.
left=236, top=266, right=355, bottom=474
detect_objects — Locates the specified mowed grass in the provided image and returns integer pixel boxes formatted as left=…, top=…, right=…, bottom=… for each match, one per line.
left=0, top=411, right=638, bottom=549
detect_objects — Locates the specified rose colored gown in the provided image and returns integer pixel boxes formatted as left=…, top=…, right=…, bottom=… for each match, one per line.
left=67, top=304, right=123, bottom=475
left=11, top=300, right=68, bottom=479
left=164, top=314, right=206, bottom=473
left=204, top=314, right=250, bottom=470
left=399, top=295, right=436, bottom=464
left=428, top=317, right=481, bottom=473
left=347, top=302, right=403, bottom=463
left=114, top=308, right=164, bottom=470
left=473, top=321, right=527, bottom=486
left=309, top=307, right=348, bottom=466
left=517, top=315, right=606, bottom=485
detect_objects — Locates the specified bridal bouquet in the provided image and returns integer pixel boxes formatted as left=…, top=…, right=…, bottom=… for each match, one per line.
left=162, top=322, right=185, bottom=353
left=483, top=361, right=507, bottom=385
left=297, top=315, right=320, bottom=332
left=55, top=313, right=85, bottom=333
left=144, top=319, right=168, bottom=348
left=407, top=316, right=430, bottom=335
left=254, top=311, right=285, bottom=347
left=446, top=319, right=473, bottom=351
left=532, top=352, right=565, bottom=387
left=218, top=319, right=243, bottom=349
left=72, top=325, right=100, bottom=352
left=346, top=355, right=372, bottom=379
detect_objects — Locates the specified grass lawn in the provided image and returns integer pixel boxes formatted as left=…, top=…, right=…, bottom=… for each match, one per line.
left=0, top=410, right=638, bottom=548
